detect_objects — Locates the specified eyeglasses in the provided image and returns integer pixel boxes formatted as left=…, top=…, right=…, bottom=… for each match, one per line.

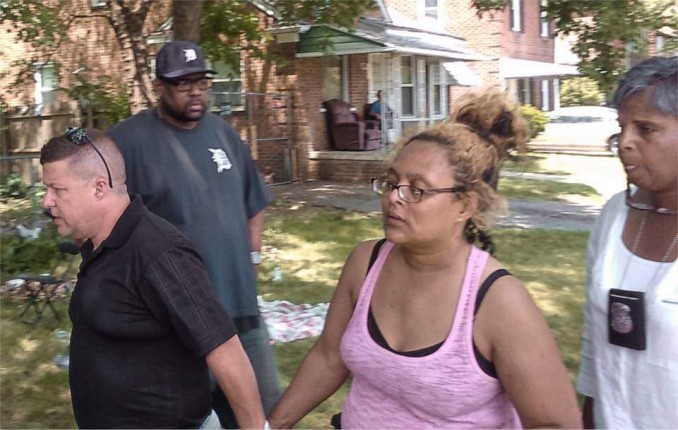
left=64, top=127, right=113, bottom=188
left=162, top=77, right=212, bottom=92
left=371, top=178, right=465, bottom=203
left=625, top=186, right=677, bottom=215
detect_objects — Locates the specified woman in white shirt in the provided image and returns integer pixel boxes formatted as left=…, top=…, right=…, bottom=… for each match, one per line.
left=577, top=56, right=678, bottom=429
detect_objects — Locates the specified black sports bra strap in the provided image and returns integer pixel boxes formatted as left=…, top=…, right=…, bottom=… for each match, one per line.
left=366, top=238, right=387, bottom=276
left=474, top=268, right=511, bottom=315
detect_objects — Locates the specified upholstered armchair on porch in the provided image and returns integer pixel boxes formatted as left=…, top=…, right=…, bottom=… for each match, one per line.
left=322, top=99, right=381, bottom=151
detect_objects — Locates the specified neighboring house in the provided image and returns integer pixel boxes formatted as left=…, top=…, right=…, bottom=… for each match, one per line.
left=1, top=0, right=580, bottom=184
left=287, top=0, right=580, bottom=180
left=444, top=0, right=578, bottom=111
left=0, top=0, right=169, bottom=157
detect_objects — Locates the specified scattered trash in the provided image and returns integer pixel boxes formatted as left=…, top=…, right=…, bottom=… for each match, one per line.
left=16, top=224, right=42, bottom=240
left=258, top=296, right=328, bottom=344
left=4, top=279, right=26, bottom=291
left=2, top=279, right=74, bottom=299
left=272, top=266, right=283, bottom=283
left=52, top=329, right=71, bottom=370
left=53, top=354, right=70, bottom=370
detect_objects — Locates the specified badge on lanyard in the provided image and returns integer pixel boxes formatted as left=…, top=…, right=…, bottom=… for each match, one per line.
left=608, top=288, right=646, bottom=350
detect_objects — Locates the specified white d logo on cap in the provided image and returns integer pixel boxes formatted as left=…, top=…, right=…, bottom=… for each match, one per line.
left=183, top=49, right=197, bottom=62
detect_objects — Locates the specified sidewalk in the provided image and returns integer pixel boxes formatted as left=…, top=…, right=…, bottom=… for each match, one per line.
left=271, top=178, right=604, bottom=231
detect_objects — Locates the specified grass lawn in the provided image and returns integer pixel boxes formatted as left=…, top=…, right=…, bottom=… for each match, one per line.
left=503, top=152, right=622, bottom=179
left=499, top=176, right=602, bottom=205
left=0, top=300, right=74, bottom=429
left=503, top=153, right=570, bottom=176
left=504, top=152, right=625, bottom=204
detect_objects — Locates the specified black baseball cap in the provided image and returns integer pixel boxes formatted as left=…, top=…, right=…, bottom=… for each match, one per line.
left=155, top=41, right=216, bottom=79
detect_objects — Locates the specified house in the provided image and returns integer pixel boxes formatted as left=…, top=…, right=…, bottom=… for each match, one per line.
left=0, top=0, right=170, bottom=180
left=1, top=0, right=581, bottom=185
left=268, top=0, right=580, bottom=182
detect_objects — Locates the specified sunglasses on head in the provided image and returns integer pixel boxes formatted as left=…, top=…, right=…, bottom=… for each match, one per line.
left=625, top=184, right=677, bottom=215
left=64, top=127, right=113, bottom=188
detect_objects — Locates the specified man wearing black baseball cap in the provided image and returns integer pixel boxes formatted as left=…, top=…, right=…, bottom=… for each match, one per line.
left=108, top=41, right=281, bottom=428
left=150, top=40, right=217, bottom=126
left=155, top=40, right=216, bottom=80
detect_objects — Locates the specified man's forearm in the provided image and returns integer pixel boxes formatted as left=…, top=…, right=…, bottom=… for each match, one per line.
left=248, top=210, right=265, bottom=253
left=206, top=336, right=265, bottom=429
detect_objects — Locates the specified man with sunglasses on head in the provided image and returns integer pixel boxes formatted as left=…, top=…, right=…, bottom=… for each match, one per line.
left=40, top=129, right=265, bottom=429
left=108, top=40, right=280, bottom=428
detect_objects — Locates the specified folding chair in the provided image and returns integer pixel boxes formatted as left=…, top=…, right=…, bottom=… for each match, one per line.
left=14, top=241, right=79, bottom=326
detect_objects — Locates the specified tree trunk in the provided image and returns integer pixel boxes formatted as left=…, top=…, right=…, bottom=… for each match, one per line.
left=109, top=0, right=156, bottom=114
left=172, top=0, right=204, bottom=42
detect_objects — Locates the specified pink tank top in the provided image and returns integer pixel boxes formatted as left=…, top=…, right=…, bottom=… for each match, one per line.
left=340, top=241, right=522, bottom=429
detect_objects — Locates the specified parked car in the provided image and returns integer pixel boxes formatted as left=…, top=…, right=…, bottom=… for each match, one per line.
left=533, top=106, right=620, bottom=154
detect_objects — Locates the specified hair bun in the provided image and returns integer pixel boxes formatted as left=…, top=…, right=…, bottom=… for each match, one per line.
left=490, top=111, right=513, bottom=137
left=456, top=112, right=492, bottom=143
left=456, top=112, right=477, bottom=129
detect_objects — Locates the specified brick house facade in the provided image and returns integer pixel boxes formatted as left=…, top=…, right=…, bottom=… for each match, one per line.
left=1, top=0, right=579, bottom=184
left=0, top=0, right=170, bottom=154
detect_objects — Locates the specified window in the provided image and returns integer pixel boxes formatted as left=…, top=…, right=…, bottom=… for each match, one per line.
left=369, top=53, right=389, bottom=105
left=517, top=78, right=531, bottom=105
left=553, top=79, right=560, bottom=110
left=211, top=60, right=243, bottom=109
left=428, top=63, right=443, bottom=116
left=424, top=0, right=439, bottom=20
left=656, top=35, right=665, bottom=53
left=401, top=56, right=415, bottom=116
left=419, top=0, right=444, bottom=24
left=149, top=57, right=157, bottom=78
left=510, top=0, right=522, bottom=32
left=540, top=0, right=549, bottom=37
left=33, top=63, right=57, bottom=105
left=321, top=57, right=343, bottom=101
left=91, top=0, right=106, bottom=7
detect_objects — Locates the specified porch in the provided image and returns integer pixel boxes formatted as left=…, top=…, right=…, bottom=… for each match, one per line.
left=307, top=146, right=395, bottom=183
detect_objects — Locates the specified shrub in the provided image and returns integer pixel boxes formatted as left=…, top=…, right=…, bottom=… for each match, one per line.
left=0, top=229, right=59, bottom=280
left=560, top=77, right=605, bottom=107
left=0, top=174, right=31, bottom=199
left=520, top=104, right=548, bottom=140
left=66, top=76, right=130, bottom=129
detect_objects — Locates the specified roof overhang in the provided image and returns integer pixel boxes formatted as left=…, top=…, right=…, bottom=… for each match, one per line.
left=296, top=46, right=483, bottom=60
left=249, top=0, right=281, bottom=19
left=294, top=23, right=485, bottom=61
left=499, top=57, right=580, bottom=79
left=443, top=62, right=483, bottom=86
left=295, top=25, right=385, bottom=58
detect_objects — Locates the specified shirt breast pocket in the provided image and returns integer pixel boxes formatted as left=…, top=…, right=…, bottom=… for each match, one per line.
left=646, top=297, right=678, bottom=370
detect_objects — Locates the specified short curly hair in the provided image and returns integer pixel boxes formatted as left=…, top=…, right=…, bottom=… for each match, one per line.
left=389, top=87, right=528, bottom=252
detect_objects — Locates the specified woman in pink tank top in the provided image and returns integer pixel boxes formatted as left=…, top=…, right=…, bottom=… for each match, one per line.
left=269, top=88, right=581, bottom=429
